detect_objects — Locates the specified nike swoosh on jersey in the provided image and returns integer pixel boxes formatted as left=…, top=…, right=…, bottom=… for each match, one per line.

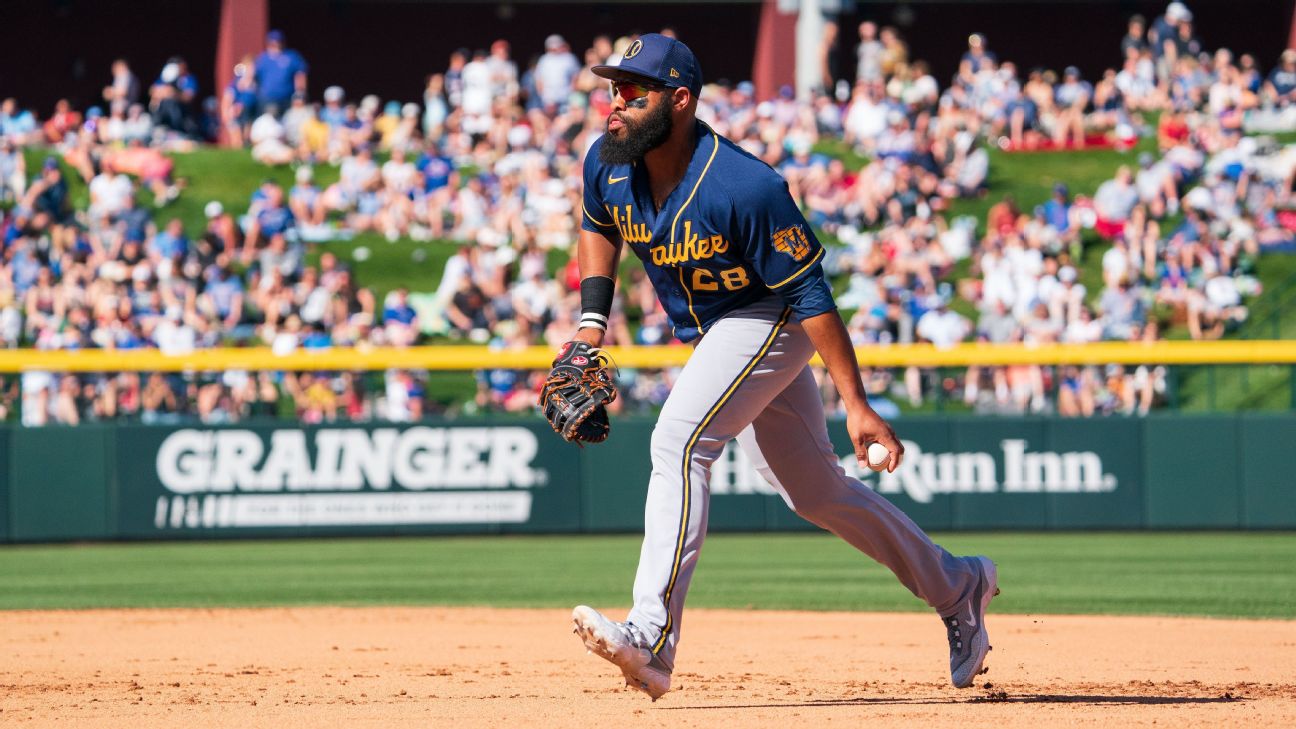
left=607, top=175, right=629, bottom=184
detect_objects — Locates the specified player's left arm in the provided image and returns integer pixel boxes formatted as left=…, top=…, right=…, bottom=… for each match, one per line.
left=737, top=176, right=903, bottom=472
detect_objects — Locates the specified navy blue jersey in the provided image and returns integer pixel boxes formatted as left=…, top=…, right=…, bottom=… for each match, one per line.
left=581, top=121, right=834, bottom=341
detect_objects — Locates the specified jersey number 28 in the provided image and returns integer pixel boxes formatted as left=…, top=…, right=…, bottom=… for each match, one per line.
left=692, top=266, right=750, bottom=292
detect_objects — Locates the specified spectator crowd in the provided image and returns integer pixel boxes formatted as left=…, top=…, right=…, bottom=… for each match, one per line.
left=2, top=3, right=1295, bottom=425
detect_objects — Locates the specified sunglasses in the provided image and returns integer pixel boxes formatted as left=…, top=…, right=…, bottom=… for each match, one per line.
left=611, top=80, right=664, bottom=108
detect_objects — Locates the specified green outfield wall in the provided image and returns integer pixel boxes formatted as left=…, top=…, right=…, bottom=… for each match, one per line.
left=3, top=415, right=1294, bottom=542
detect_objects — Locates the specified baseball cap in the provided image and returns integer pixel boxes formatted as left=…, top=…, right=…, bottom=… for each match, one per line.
left=266, top=29, right=284, bottom=44
left=592, top=33, right=703, bottom=97
left=545, top=34, right=567, bottom=51
left=204, top=201, right=224, bottom=218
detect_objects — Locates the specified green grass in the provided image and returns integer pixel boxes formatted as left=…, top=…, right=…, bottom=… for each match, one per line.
left=1, top=532, right=1292, bottom=618
left=812, top=138, right=870, bottom=171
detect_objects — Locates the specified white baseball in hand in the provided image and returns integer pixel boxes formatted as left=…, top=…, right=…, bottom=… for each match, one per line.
left=866, top=442, right=891, bottom=472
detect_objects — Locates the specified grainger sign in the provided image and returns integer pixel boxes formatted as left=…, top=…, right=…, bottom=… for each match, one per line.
left=114, top=423, right=582, bottom=537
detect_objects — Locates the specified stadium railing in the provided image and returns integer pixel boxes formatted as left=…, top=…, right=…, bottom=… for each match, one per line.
left=3, top=340, right=1294, bottom=415
left=2, top=340, right=1295, bottom=372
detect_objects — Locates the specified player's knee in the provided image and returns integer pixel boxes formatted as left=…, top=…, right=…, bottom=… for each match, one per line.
left=650, top=419, right=724, bottom=469
left=788, top=491, right=835, bottom=523
left=649, top=421, right=690, bottom=464
left=783, top=470, right=860, bottom=523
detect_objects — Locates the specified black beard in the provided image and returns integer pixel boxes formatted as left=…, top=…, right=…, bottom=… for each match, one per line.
left=599, top=97, right=674, bottom=165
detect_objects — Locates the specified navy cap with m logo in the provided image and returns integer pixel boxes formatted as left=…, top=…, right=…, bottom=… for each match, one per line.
left=592, top=33, right=703, bottom=97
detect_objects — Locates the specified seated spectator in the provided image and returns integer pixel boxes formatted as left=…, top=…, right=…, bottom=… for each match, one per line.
left=535, top=35, right=580, bottom=113
left=323, top=144, right=378, bottom=213
left=102, top=141, right=179, bottom=205
left=1053, top=67, right=1091, bottom=148
left=1062, top=305, right=1104, bottom=343
left=1056, top=365, right=1098, bottom=417
left=242, top=183, right=295, bottom=260
left=0, top=99, right=39, bottom=145
left=1264, top=49, right=1296, bottom=107
left=1098, top=277, right=1147, bottom=340
left=1093, top=165, right=1138, bottom=239
left=199, top=264, right=245, bottom=339
left=446, top=281, right=495, bottom=342
left=149, top=57, right=199, bottom=136
left=1188, top=271, right=1248, bottom=339
left=103, top=58, right=142, bottom=107
left=1048, top=265, right=1087, bottom=325
left=249, top=105, right=294, bottom=165
left=288, top=166, right=325, bottom=227
left=20, top=158, right=75, bottom=252
left=149, top=218, right=189, bottom=264
left=221, top=59, right=258, bottom=148
left=382, top=288, right=420, bottom=347
left=256, top=232, right=302, bottom=280
left=42, top=99, right=82, bottom=144
left=87, top=159, right=133, bottom=223
left=0, top=135, right=25, bottom=203
left=140, top=372, right=181, bottom=424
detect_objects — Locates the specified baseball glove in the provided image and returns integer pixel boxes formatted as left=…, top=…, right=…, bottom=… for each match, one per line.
left=539, top=340, right=617, bottom=444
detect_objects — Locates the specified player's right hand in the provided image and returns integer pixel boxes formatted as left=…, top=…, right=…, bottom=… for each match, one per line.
left=845, top=405, right=904, bottom=474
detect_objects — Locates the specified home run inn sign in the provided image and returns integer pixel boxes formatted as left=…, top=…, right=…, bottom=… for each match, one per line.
left=7, top=415, right=1282, bottom=542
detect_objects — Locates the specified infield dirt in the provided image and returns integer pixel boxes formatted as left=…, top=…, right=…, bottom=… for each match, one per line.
left=2, top=607, right=1292, bottom=727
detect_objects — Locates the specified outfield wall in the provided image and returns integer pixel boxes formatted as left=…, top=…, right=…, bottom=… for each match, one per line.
left=3, top=415, right=1294, bottom=542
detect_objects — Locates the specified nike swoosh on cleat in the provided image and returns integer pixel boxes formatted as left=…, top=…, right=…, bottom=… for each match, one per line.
left=607, top=175, right=628, bottom=184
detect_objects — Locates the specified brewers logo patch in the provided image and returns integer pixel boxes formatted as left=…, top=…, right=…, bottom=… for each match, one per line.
left=772, top=224, right=812, bottom=261
left=624, top=40, right=643, bottom=59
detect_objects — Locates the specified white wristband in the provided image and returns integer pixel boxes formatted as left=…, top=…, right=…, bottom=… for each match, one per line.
left=580, top=313, right=608, bottom=331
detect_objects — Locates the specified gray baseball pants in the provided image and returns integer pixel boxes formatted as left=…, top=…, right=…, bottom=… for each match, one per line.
left=625, top=298, right=978, bottom=669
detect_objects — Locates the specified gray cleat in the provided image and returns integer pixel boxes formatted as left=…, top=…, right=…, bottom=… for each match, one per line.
left=942, top=556, right=1000, bottom=688
left=572, top=605, right=671, bottom=700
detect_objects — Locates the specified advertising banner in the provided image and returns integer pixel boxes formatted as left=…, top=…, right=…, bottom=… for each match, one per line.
left=0, top=426, right=8, bottom=542
left=707, top=417, right=1140, bottom=532
left=8, top=425, right=112, bottom=541
left=114, top=421, right=582, bottom=539
left=3, top=415, right=1291, bottom=542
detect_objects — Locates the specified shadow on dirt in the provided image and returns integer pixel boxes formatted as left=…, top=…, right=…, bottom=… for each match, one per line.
left=661, top=692, right=1249, bottom=710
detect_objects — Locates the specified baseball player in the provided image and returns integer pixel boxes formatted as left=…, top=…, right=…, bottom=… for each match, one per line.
left=563, top=34, right=998, bottom=700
